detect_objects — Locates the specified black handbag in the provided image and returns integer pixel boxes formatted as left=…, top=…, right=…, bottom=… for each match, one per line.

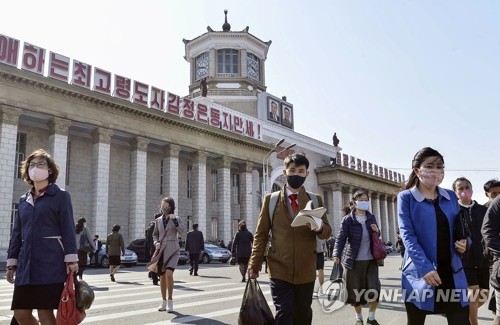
left=75, top=277, right=95, bottom=311
left=238, top=279, right=274, bottom=325
left=330, top=262, right=343, bottom=283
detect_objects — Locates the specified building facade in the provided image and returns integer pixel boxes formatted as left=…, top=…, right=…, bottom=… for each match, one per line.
left=0, top=15, right=403, bottom=263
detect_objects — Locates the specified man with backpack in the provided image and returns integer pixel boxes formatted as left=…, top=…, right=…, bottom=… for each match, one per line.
left=248, top=153, right=332, bottom=325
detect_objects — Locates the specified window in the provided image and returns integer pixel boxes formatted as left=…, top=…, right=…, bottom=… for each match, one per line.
left=65, top=142, right=71, bottom=185
left=160, top=160, right=164, bottom=195
left=232, top=174, right=240, bottom=204
left=211, top=170, right=218, bottom=201
left=195, top=52, right=209, bottom=81
left=211, top=217, right=219, bottom=240
left=217, top=49, right=239, bottom=76
left=14, top=133, right=26, bottom=179
left=187, top=165, right=192, bottom=198
left=10, top=203, right=18, bottom=236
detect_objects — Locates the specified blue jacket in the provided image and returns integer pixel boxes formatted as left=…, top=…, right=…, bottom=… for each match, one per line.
left=333, top=210, right=379, bottom=269
left=398, top=186, right=468, bottom=311
left=7, top=184, right=78, bottom=286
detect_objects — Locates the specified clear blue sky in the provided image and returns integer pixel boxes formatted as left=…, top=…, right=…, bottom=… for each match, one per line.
left=2, top=0, right=499, bottom=203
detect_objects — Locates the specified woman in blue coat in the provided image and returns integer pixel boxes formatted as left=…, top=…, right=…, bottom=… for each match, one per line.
left=398, top=147, right=469, bottom=324
left=6, top=149, right=78, bottom=325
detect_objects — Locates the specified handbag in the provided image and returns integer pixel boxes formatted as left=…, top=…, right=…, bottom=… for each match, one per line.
left=75, top=277, right=95, bottom=310
left=146, top=230, right=168, bottom=273
left=79, top=231, right=93, bottom=253
left=238, top=279, right=274, bottom=325
left=329, top=262, right=343, bottom=283
left=56, top=272, right=86, bottom=325
left=371, top=231, right=387, bottom=260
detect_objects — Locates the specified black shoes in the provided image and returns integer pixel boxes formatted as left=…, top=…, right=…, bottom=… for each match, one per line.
left=194, top=273, right=198, bottom=276
left=366, top=318, right=380, bottom=325
left=110, top=274, right=115, bottom=282
left=189, top=268, right=193, bottom=275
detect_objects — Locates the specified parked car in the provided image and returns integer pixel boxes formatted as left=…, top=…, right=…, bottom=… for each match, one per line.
left=87, top=243, right=138, bottom=267
left=198, top=243, right=231, bottom=264
left=127, top=238, right=188, bottom=265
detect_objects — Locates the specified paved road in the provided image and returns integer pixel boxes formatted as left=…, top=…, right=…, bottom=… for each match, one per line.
left=0, top=254, right=495, bottom=324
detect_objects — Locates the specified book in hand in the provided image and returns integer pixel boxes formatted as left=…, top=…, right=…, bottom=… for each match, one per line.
left=291, top=200, right=327, bottom=231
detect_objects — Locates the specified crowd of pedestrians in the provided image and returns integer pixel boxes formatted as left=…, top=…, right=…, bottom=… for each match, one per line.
left=5, top=148, right=500, bottom=325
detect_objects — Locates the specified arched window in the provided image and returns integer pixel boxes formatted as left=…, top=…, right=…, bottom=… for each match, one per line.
left=217, top=49, right=239, bottom=76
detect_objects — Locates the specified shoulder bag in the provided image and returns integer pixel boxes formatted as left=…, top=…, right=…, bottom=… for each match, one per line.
left=371, top=231, right=387, bottom=260
left=79, top=230, right=93, bottom=253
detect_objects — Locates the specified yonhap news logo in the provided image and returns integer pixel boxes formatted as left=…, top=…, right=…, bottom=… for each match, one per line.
left=318, top=279, right=348, bottom=313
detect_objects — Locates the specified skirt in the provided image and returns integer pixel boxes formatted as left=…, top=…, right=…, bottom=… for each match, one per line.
left=109, top=255, right=121, bottom=266
left=344, top=259, right=380, bottom=306
left=77, top=249, right=88, bottom=267
left=11, top=283, right=64, bottom=310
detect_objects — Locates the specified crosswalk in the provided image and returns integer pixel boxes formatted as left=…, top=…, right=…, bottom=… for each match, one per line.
left=0, top=268, right=274, bottom=325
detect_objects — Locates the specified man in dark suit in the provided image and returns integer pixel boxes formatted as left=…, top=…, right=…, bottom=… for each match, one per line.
left=90, top=235, right=102, bottom=268
left=185, top=223, right=204, bottom=276
left=268, top=101, right=280, bottom=122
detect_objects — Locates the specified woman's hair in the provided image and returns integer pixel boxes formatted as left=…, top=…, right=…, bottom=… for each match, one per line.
left=159, top=197, right=176, bottom=214
left=452, top=177, right=471, bottom=191
left=238, top=220, right=247, bottom=231
left=20, top=149, right=60, bottom=186
left=112, top=224, right=120, bottom=232
left=75, top=217, right=86, bottom=234
left=404, top=147, right=444, bottom=190
left=342, top=205, right=353, bottom=215
left=352, top=190, right=368, bottom=201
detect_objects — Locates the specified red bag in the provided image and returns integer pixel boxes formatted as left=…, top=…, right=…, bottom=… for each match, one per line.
left=56, top=272, right=86, bottom=325
left=371, top=231, right=387, bottom=260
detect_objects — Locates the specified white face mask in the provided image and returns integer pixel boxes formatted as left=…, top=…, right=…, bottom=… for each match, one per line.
left=356, top=200, right=370, bottom=211
left=29, top=167, right=49, bottom=182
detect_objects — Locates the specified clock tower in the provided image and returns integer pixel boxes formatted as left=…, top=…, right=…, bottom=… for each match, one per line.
left=183, top=10, right=271, bottom=117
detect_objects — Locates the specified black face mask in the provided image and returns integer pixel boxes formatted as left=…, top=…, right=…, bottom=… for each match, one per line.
left=287, top=175, right=306, bottom=189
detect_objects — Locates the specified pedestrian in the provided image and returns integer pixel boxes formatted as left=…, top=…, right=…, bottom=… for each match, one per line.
left=313, top=237, right=327, bottom=297
left=333, top=190, right=382, bottom=325
left=149, top=197, right=185, bottom=312
left=75, top=217, right=96, bottom=279
left=484, top=179, right=500, bottom=208
left=231, top=220, right=254, bottom=282
left=327, top=235, right=335, bottom=259
left=452, top=177, right=490, bottom=325
left=219, top=240, right=226, bottom=249
left=398, top=147, right=469, bottom=325
left=6, top=148, right=79, bottom=325
left=248, top=153, right=332, bottom=325
left=145, top=217, right=160, bottom=285
left=185, top=223, right=204, bottom=276
left=396, top=231, right=405, bottom=270
left=227, top=240, right=232, bottom=253
left=482, top=195, right=500, bottom=325
left=106, top=224, right=125, bottom=282
left=90, top=235, right=103, bottom=268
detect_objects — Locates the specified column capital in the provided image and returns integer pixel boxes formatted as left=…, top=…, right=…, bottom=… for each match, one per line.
left=371, top=192, right=380, bottom=200
left=47, top=117, right=72, bottom=135
left=92, top=127, right=114, bottom=144
left=0, top=105, right=22, bottom=125
left=330, top=183, right=342, bottom=192
left=129, top=136, right=149, bottom=151
left=192, top=151, right=208, bottom=163
left=215, top=156, right=232, bottom=169
left=163, top=144, right=181, bottom=158
left=243, top=162, right=254, bottom=173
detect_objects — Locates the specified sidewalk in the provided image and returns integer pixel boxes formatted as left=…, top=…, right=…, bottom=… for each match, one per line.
left=312, top=254, right=495, bottom=324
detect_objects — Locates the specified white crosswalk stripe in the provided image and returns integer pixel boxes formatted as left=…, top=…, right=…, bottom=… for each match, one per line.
left=0, top=270, right=274, bottom=324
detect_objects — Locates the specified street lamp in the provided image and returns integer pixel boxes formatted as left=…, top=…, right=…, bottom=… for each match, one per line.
left=276, top=143, right=296, bottom=156
left=262, top=138, right=285, bottom=195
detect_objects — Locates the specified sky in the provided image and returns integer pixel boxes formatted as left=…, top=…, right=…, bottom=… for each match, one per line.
left=1, top=0, right=499, bottom=203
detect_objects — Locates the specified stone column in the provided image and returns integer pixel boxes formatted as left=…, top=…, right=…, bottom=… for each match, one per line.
left=47, top=117, right=71, bottom=187
left=332, top=185, right=343, bottom=237
left=216, top=156, right=232, bottom=243
left=240, top=162, right=254, bottom=233
left=379, top=195, right=390, bottom=242
left=371, top=193, right=381, bottom=226
left=162, top=144, right=180, bottom=202
left=91, top=128, right=113, bottom=238
left=128, top=136, right=149, bottom=241
left=193, top=151, right=208, bottom=236
left=0, top=105, right=22, bottom=261
left=390, top=196, right=398, bottom=242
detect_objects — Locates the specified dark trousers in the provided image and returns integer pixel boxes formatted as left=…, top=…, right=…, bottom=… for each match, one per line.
left=189, top=253, right=200, bottom=273
left=405, top=302, right=470, bottom=325
left=89, top=251, right=99, bottom=267
left=269, top=278, right=314, bottom=325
